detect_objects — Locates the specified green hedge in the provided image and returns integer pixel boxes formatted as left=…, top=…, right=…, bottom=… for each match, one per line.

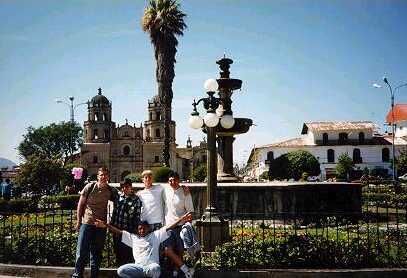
left=0, top=198, right=38, bottom=213
left=363, top=192, right=407, bottom=207
left=0, top=195, right=79, bottom=213
left=203, top=234, right=405, bottom=269
left=38, top=195, right=79, bottom=210
left=153, top=167, right=172, bottom=182
left=0, top=224, right=115, bottom=267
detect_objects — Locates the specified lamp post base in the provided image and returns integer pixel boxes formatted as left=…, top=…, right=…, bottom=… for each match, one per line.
left=196, top=207, right=230, bottom=251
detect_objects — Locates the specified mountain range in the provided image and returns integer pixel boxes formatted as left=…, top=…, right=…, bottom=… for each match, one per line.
left=0, top=157, right=17, bottom=169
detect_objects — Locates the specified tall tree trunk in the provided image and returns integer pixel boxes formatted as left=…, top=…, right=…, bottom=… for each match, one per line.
left=159, top=82, right=172, bottom=167
left=156, top=41, right=176, bottom=168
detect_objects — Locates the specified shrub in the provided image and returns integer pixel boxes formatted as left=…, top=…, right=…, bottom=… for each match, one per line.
left=153, top=167, right=172, bottom=182
left=301, top=172, right=309, bottom=181
left=193, top=164, right=207, bottom=182
left=269, top=150, right=320, bottom=181
left=38, top=195, right=80, bottom=210
left=125, top=172, right=142, bottom=183
left=336, top=153, right=354, bottom=180
left=0, top=198, right=38, bottom=213
left=259, top=171, right=269, bottom=181
left=205, top=234, right=389, bottom=269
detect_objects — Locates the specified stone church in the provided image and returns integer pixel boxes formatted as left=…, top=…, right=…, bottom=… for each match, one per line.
left=80, top=88, right=206, bottom=182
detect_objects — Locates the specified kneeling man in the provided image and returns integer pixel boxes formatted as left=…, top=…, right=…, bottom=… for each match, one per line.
left=95, top=213, right=193, bottom=278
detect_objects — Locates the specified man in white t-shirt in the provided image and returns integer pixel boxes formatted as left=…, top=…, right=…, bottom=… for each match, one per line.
left=95, top=213, right=194, bottom=278
left=137, top=170, right=165, bottom=231
left=163, top=172, right=200, bottom=268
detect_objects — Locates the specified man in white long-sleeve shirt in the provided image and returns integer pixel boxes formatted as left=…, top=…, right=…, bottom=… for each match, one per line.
left=137, top=170, right=165, bottom=231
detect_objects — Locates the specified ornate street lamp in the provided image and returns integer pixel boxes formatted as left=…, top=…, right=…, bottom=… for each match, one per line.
left=189, top=78, right=234, bottom=250
left=189, top=78, right=235, bottom=215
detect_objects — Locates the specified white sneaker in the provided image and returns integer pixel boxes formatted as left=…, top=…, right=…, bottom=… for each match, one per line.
left=184, top=267, right=195, bottom=278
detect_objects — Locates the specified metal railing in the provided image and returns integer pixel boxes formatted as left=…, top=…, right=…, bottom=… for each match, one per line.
left=0, top=195, right=406, bottom=269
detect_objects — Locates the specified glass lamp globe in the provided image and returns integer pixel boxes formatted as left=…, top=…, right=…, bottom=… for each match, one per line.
left=204, top=112, right=220, bottom=127
left=188, top=114, right=203, bottom=129
left=216, top=104, right=224, bottom=117
left=204, top=79, right=219, bottom=92
left=220, top=114, right=235, bottom=129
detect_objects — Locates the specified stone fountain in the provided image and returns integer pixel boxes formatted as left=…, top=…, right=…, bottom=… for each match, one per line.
left=215, top=57, right=252, bottom=182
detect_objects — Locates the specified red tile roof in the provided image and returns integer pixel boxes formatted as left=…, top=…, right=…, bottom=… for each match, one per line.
left=386, top=104, right=407, bottom=124
left=301, top=121, right=376, bottom=134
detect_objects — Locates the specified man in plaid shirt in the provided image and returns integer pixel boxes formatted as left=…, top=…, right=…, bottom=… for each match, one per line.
left=111, top=178, right=142, bottom=266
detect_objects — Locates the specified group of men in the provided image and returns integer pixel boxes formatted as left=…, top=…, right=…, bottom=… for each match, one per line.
left=71, top=167, right=199, bottom=278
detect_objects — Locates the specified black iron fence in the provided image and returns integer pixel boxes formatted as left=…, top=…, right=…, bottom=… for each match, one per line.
left=0, top=193, right=406, bottom=269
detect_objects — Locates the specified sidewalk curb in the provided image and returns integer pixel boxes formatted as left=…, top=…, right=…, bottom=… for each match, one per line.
left=0, top=264, right=407, bottom=278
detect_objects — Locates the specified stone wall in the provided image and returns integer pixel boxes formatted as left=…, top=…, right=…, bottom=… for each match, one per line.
left=129, top=182, right=363, bottom=219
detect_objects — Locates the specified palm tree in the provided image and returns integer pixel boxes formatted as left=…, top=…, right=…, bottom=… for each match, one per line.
left=142, top=0, right=187, bottom=167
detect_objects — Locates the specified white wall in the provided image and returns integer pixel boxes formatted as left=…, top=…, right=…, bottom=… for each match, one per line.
left=251, top=144, right=393, bottom=180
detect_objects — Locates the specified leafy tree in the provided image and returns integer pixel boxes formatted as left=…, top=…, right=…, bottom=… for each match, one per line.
left=286, top=150, right=320, bottom=180
left=15, top=155, right=65, bottom=194
left=125, top=172, right=142, bottom=183
left=396, top=149, right=407, bottom=177
left=335, top=153, right=354, bottom=180
left=142, top=0, right=187, bottom=167
left=193, top=163, right=207, bottom=182
left=18, top=122, right=83, bottom=165
left=269, top=150, right=320, bottom=181
left=269, top=154, right=290, bottom=180
left=153, top=166, right=172, bottom=182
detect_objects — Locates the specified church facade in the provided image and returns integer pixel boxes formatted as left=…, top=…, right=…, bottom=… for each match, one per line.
left=80, top=88, right=205, bottom=182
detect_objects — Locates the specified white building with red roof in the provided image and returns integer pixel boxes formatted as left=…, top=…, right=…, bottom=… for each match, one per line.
left=246, top=121, right=407, bottom=180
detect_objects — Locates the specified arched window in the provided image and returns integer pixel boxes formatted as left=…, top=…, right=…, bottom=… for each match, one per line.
left=93, top=155, right=98, bottom=164
left=339, top=133, right=348, bottom=144
left=382, top=148, right=390, bottom=162
left=265, top=151, right=274, bottom=164
left=149, top=112, right=153, bottom=120
left=104, top=129, right=109, bottom=139
left=323, top=133, right=328, bottom=145
left=358, top=132, right=365, bottom=144
left=93, top=129, right=98, bottom=139
left=156, top=111, right=161, bottom=120
left=103, top=113, right=108, bottom=121
left=353, top=148, right=362, bottom=163
left=327, top=149, right=335, bottom=163
left=123, top=145, right=130, bottom=156
left=154, top=156, right=160, bottom=163
left=155, top=128, right=161, bottom=138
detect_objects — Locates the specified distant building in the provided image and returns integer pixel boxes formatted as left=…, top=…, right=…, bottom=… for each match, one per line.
left=0, top=166, right=19, bottom=183
left=246, top=121, right=407, bottom=180
left=80, top=88, right=206, bottom=182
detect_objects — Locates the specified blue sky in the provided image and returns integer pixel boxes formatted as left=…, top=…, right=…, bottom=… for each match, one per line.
left=1, top=0, right=407, bottom=165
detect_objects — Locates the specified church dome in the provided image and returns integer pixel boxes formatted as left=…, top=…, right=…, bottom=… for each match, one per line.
left=91, top=88, right=110, bottom=107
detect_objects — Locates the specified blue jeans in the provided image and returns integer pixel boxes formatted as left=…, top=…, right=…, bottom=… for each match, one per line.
left=117, top=263, right=160, bottom=278
left=72, top=224, right=107, bottom=278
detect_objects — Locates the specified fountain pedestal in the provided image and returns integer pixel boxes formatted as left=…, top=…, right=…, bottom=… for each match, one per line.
left=215, top=57, right=253, bottom=182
